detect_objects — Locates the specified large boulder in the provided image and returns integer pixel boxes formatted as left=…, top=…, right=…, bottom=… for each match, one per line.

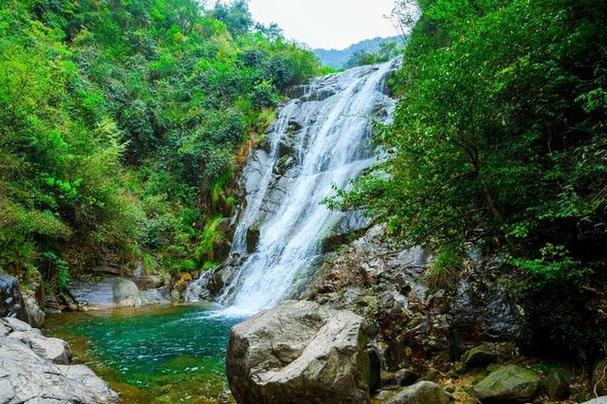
left=226, top=300, right=371, bottom=404
left=385, top=381, right=450, bottom=404
left=69, top=276, right=171, bottom=309
left=473, top=364, right=540, bottom=403
left=0, top=317, right=117, bottom=403
left=0, top=271, right=28, bottom=321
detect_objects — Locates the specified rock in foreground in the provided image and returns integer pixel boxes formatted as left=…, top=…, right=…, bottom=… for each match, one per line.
left=226, top=300, right=371, bottom=404
left=473, top=364, right=539, bottom=403
left=0, top=317, right=117, bottom=403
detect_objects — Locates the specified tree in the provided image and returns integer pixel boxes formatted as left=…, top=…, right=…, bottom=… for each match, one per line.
left=212, top=0, right=253, bottom=37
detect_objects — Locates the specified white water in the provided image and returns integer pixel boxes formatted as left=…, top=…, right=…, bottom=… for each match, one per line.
left=192, top=60, right=399, bottom=316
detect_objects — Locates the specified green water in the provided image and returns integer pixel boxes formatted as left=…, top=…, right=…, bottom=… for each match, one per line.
left=45, top=304, right=242, bottom=403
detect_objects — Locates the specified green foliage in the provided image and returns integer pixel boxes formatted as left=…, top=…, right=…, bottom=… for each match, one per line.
left=0, top=0, right=320, bottom=285
left=212, top=0, right=253, bottom=37
left=40, top=251, right=71, bottom=293
left=345, top=40, right=404, bottom=68
left=424, top=244, right=464, bottom=290
left=194, top=217, right=223, bottom=265
left=334, top=0, right=607, bottom=359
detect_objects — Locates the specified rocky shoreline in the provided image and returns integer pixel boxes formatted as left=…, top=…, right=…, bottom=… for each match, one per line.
left=0, top=317, right=117, bottom=403
left=3, top=222, right=607, bottom=403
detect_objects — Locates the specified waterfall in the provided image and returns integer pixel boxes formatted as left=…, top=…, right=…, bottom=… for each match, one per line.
left=186, top=59, right=399, bottom=315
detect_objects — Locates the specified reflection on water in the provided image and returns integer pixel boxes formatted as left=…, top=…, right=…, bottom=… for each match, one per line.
left=45, top=304, right=243, bottom=403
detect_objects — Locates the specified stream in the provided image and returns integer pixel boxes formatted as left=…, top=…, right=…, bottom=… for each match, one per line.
left=45, top=305, right=242, bottom=403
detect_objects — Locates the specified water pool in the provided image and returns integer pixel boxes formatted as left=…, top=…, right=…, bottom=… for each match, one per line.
left=45, top=304, right=242, bottom=403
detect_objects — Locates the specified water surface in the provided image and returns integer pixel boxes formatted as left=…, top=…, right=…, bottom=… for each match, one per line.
left=45, top=305, right=241, bottom=403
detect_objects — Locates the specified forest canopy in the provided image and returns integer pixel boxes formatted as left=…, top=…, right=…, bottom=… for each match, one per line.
left=0, top=0, right=321, bottom=290
left=332, top=0, right=607, bottom=358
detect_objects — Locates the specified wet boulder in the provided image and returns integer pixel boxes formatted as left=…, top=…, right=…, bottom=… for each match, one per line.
left=473, top=364, right=540, bottom=403
left=226, top=300, right=371, bottom=404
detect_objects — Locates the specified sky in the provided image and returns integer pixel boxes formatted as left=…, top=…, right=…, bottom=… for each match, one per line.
left=245, top=0, right=399, bottom=50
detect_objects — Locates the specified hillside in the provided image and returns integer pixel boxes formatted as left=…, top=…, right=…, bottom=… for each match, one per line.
left=313, top=35, right=402, bottom=69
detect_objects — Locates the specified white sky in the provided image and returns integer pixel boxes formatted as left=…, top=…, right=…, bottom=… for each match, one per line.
left=246, top=0, right=399, bottom=50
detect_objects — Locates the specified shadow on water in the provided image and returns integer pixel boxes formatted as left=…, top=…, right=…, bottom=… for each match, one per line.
left=44, top=304, right=244, bottom=403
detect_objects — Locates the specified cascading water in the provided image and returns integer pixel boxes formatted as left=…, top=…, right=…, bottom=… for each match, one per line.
left=186, top=59, right=400, bottom=315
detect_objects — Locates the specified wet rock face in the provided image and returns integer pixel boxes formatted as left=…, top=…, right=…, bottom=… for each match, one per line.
left=226, top=300, right=371, bottom=404
left=0, top=271, right=27, bottom=321
left=69, top=276, right=171, bottom=309
left=0, top=317, right=117, bottom=403
left=303, top=224, right=529, bottom=373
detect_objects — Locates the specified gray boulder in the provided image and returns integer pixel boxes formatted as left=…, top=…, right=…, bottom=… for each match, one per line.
left=0, top=317, right=117, bottom=403
left=23, top=294, right=45, bottom=328
left=473, top=364, right=540, bottom=403
left=69, top=276, right=171, bottom=309
left=385, top=381, right=450, bottom=404
left=226, top=300, right=371, bottom=404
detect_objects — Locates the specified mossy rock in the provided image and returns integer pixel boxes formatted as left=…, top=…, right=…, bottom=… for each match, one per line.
left=473, top=364, right=539, bottom=403
left=461, top=344, right=497, bottom=369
